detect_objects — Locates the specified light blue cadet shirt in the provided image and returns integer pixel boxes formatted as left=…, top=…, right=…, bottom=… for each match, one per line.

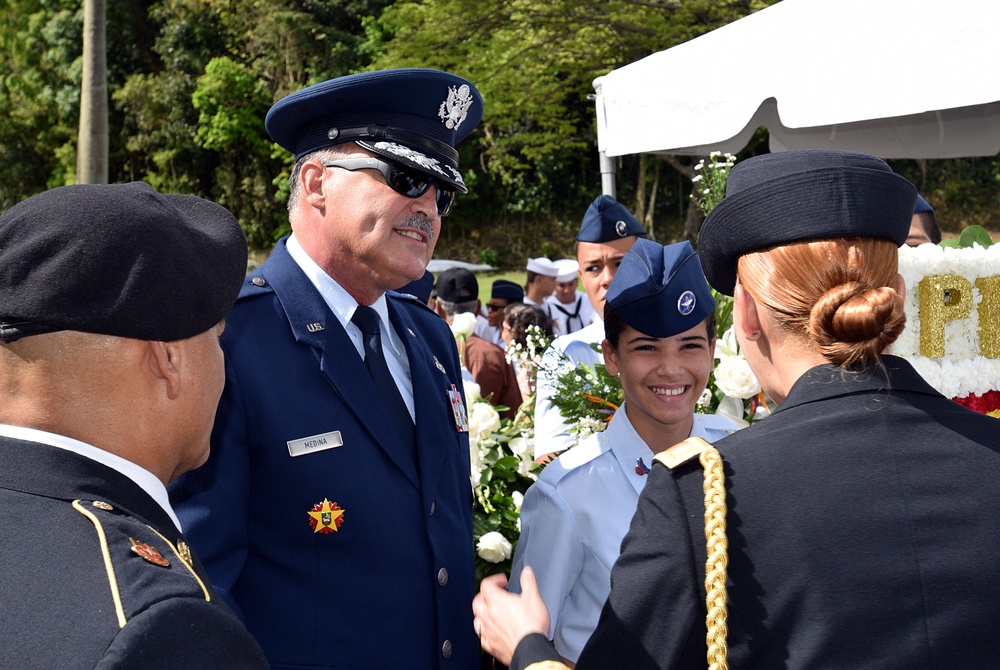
left=509, top=404, right=740, bottom=662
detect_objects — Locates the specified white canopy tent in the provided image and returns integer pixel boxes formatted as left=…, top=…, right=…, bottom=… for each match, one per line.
left=593, top=0, right=1000, bottom=194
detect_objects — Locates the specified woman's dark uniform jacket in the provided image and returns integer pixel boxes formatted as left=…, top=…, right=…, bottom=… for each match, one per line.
left=513, top=355, right=1000, bottom=669
left=0, top=438, right=269, bottom=669
left=169, top=238, right=478, bottom=669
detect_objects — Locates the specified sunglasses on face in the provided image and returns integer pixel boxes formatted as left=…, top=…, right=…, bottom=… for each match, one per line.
left=324, top=157, right=457, bottom=217
left=486, top=303, right=506, bottom=312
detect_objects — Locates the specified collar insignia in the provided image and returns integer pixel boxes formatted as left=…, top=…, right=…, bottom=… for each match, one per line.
left=129, top=537, right=169, bottom=566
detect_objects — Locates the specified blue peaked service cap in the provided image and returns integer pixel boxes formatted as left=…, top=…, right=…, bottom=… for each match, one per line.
left=606, top=238, right=715, bottom=339
left=265, top=69, right=483, bottom=193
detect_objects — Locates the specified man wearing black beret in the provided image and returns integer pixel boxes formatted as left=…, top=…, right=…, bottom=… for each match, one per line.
left=0, top=182, right=268, bottom=669
left=170, top=69, right=484, bottom=668
left=436, top=267, right=522, bottom=419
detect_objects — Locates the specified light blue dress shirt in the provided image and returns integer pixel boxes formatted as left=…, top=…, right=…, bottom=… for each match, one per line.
left=509, top=404, right=740, bottom=662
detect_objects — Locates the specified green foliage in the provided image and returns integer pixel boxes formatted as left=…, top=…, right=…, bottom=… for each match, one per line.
left=940, top=225, right=995, bottom=249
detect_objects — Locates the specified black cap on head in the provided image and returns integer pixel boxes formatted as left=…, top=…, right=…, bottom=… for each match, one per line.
left=577, top=195, right=647, bottom=243
left=698, top=150, right=916, bottom=296
left=436, top=268, right=479, bottom=303
left=265, top=68, right=483, bottom=193
left=0, top=182, right=247, bottom=343
left=491, top=279, right=524, bottom=303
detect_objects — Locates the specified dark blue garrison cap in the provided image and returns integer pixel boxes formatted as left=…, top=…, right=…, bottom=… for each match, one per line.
left=699, top=150, right=915, bottom=296
left=577, top=195, right=647, bottom=243
left=605, top=238, right=715, bottom=339
left=265, top=68, right=483, bottom=193
left=914, top=194, right=934, bottom=214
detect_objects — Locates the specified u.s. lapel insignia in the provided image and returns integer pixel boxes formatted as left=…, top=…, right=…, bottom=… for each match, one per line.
left=176, top=540, right=193, bottom=567
left=438, top=84, right=474, bottom=131
left=434, top=356, right=447, bottom=375
left=635, top=457, right=650, bottom=476
left=308, top=499, right=345, bottom=534
left=306, top=322, right=324, bottom=333
left=448, top=384, right=469, bottom=433
left=129, top=537, right=169, bottom=567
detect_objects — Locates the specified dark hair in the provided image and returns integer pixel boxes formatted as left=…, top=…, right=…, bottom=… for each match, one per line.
left=603, top=302, right=716, bottom=350
left=913, top=211, right=943, bottom=245
left=503, top=303, right=553, bottom=354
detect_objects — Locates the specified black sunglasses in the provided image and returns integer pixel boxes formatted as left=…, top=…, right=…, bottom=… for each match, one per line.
left=486, top=302, right=506, bottom=312
left=324, top=157, right=457, bottom=217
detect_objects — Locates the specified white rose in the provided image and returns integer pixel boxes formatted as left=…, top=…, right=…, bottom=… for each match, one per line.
left=463, top=380, right=481, bottom=404
left=477, top=531, right=513, bottom=563
left=468, top=402, right=501, bottom=441
left=508, top=436, right=530, bottom=457
left=469, top=445, right=485, bottom=487
left=716, top=326, right=740, bottom=359
left=714, top=355, right=761, bottom=399
left=450, top=312, right=477, bottom=339
left=511, top=491, right=524, bottom=509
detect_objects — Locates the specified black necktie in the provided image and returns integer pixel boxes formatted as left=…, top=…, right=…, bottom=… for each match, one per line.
left=351, top=306, right=417, bottom=465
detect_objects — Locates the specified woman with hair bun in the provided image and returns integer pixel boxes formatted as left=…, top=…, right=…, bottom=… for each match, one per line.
left=474, top=150, right=1000, bottom=670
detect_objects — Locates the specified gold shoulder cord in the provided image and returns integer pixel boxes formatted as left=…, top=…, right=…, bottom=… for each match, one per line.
left=72, top=500, right=128, bottom=628
left=656, top=437, right=729, bottom=670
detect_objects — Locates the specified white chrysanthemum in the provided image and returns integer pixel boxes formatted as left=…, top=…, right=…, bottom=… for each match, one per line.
left=467, top=402, right=501, bottom=442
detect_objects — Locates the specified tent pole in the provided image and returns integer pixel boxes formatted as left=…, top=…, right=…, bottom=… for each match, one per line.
left=592, top=76, right=617, bottom=196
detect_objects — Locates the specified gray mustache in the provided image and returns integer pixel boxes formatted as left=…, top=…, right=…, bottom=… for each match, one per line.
left=402, top=215, right=436, bottom=242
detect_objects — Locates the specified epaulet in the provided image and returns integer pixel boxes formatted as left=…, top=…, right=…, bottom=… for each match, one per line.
left=237, top=271, right=274, bottom=299
left=654, top=436, right=714, bottom=469
left=387, top=289, right=436, bottom=314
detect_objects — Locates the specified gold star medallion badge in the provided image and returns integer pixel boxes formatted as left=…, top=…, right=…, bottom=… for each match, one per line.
left=308, top=499, right=345, bottom=534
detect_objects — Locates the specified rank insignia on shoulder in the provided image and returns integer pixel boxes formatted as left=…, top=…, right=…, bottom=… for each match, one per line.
left=308, top=499, right=345, bottom=534
left=129, top=537, right=169, bottom=567
left=635, top=457, right=650, bottom=476
left=176, top=540, right=193, bottom=567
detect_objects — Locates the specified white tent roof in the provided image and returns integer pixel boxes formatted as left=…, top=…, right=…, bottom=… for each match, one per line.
left=594, top=0, right=1000, bottom=159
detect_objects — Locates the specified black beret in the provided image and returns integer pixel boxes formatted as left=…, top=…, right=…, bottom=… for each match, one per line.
left=698, top=150, right=916, bottom=296
left=0, top=182, right=247, bottom=342
left=265, top=69, right=483, bottom=193
left=436, top=268, right=479, bottom=302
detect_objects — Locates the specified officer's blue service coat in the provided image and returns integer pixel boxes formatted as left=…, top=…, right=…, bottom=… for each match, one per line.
left=170, top=238, right=477, bottom=669
left=0, top=438, right=269, bottom=669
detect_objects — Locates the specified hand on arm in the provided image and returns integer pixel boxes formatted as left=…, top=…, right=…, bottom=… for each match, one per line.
left=473, top=568, right=551, bottom=666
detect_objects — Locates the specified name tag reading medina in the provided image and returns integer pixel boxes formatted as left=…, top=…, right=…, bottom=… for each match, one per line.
left=287, top=431, right=343, bottom=458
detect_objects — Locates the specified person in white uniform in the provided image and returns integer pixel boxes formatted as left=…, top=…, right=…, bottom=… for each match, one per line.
left=509, top=238, right=740, bottom=664
left=544, top=259, right=596, bottom=336
left=533, top=195, right=647, bottom=460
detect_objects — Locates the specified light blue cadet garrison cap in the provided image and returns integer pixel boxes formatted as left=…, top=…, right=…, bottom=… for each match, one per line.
left=264, top=68, right=483, bottom=193
left=576, top=195, right=647, bottom=243
left=605, top=238, right=714, bottom=338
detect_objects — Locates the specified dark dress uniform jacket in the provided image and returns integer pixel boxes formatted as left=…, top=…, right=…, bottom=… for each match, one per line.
left=0, top=437, right=269, bottom=669
left=518, top=356, right=1000, bottom=670
left=170, top=238, right=478, bottom=670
